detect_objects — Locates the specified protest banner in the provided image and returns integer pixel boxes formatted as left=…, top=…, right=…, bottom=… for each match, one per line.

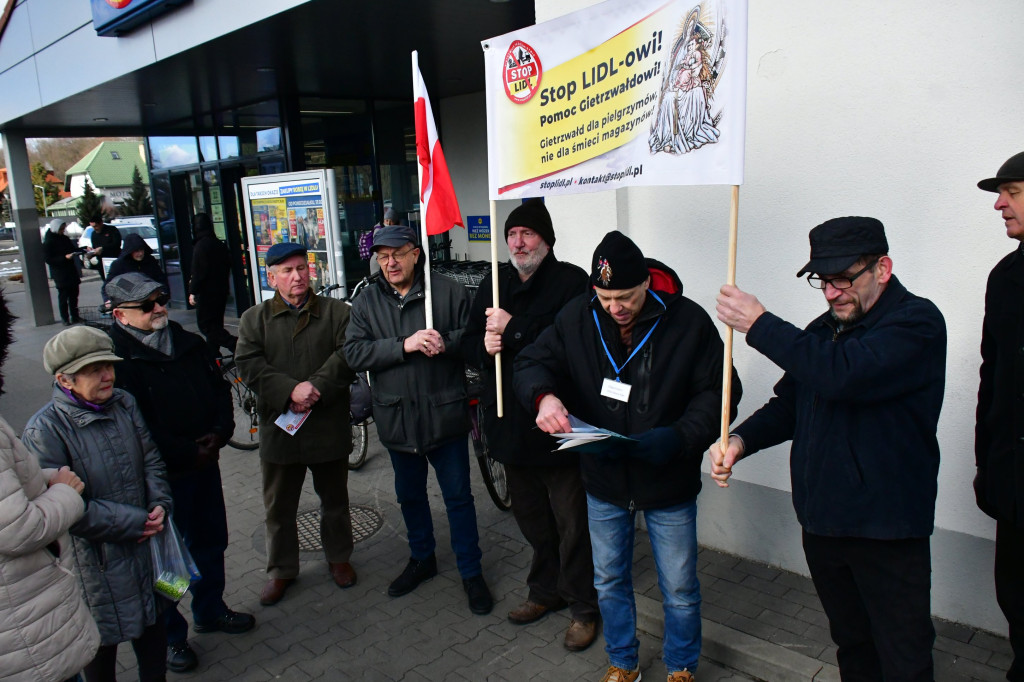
left=482, top=0, right=748, bottom=438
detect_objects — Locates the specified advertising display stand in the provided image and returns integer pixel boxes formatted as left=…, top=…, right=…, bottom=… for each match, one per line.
left=240, top=170, right=347, bottom=303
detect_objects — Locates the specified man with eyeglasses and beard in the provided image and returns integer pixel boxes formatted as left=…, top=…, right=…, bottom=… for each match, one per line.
left=708, top=217, right=947, bottom=682
left=344, top=225, right=493, bottom=616
left=106, top=272, right=255, bottom=673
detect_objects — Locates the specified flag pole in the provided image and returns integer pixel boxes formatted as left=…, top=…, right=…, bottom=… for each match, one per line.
left=720, top=185, right=739, bottom=452
left=412, top=50, right=434, bottom=329
left=489, top=199, right=504, bottom=418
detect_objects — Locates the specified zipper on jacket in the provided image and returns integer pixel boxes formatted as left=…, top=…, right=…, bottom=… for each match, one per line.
left=628, top=499, right=635, bottom=513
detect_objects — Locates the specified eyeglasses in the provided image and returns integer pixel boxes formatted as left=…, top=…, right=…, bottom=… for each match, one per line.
left=117, top=293, right=170, bottom=313
left=376, top=246, right=417, bottom=265
left=806, top=258, right=879, bottom=290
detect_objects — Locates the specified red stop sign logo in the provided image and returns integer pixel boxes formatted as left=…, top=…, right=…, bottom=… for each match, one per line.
left=503, top=40, right=542, bottom=104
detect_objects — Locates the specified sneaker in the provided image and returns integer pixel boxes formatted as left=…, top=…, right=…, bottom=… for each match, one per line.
left=193, top=609, right=256, bottom=634
left=388, top=554, right=438, bottom=597
left=462, top=574, right=494, bottom=615
left=600, top=665, right=641, bottom=682
left=166, top=641, right=198, bottom=673
left=666, top=671, right=694, bottom=682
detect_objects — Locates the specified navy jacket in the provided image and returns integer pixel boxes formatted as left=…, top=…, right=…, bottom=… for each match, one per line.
left=733, top=276, right=946, bottom=539
left=514, top=259, right=740, bottom=511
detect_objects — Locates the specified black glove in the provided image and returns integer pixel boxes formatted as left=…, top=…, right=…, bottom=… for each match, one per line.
left=629, top=426, right=682, bottom=464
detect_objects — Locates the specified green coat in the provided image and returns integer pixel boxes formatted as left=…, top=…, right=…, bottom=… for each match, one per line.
left=236, top=292, right=355, bottom=464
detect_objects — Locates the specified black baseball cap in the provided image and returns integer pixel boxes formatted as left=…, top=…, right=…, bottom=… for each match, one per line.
left=796, top=217, right=889, bottom=277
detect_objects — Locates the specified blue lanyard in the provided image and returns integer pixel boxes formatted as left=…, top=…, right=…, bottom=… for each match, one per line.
left=591, top=290, right=665, bottom=382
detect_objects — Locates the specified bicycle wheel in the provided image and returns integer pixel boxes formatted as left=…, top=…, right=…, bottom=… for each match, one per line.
left=349, top=421, right=368, bottom=469
left=224, top=364, right=260, bottom=450
left=471, top=403, right=511, bottom=511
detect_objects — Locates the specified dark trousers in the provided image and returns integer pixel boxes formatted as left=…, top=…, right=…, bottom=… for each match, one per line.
left=196, top=293, right=236, bottom=354
left=505, top=462, right=599, bottom=622
left=164, top=466, right=229, bottom=644
left=261, top=459, right=352, bottom=578
left=389, top=437, right=483, bottom=578
left=57, top=283, right=80, bottom=323
left=996, top=521, right=1024, bottom=681
left=83, top=620, right=167, bottom=682
left=803, top=531, right=934, bottom=682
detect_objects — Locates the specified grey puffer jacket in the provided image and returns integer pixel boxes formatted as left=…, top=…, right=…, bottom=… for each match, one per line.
left=344, top=268, right=471, bottom=454
left=22, top=387, right=172, bottom=646
left=0, top=415, right=99, bottom=682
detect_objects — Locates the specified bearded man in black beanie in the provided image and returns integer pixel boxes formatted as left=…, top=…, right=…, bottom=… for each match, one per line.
left=464, top=199, right=598, bottom=651
left=514, top=230, right=740, bottom=682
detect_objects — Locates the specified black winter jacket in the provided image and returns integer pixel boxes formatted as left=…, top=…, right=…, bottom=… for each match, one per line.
left=190, top=231, right=231, bottom=299
left=344, top=267, right=471, bottom=454
left=514, top=259, right=740, bottom=510
left=975, top=246, right=1024, bottom=525
left=464, top=253, right=589, bottom=466
left=733, top=276, right=946, bottom=539
left=109, top=320, right=233, bottom=478
left=90, top=224, right=121, bottom=259
left=42, top=230, right=81, bottom=288
left=107, top=234, right=166, bottom=285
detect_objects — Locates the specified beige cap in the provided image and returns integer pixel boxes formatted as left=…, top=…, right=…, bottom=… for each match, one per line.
left=43, top=326, right=121, bottom=376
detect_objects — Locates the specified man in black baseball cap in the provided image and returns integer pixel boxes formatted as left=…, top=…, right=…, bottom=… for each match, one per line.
left=711, top=217, right=947, bottom=680
left=974, top=151, right=1024, bottom=681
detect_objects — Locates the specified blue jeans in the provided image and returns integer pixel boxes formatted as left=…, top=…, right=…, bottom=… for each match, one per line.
left=389, top=437, right=483, bottom=578
left=587, top=494, right=701, bottom=673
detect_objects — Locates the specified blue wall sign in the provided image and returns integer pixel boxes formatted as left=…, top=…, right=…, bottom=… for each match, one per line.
left=467, top=215, right=490, bottom=242
left=91, top=0, right=189, bottom=38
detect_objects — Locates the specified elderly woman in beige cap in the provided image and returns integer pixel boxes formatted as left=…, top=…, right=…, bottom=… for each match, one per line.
left=22, top=326, right=174, bottom=682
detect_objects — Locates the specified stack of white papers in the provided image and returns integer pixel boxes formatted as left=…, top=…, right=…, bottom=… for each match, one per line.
left=550, top=415, right=635, bottom=452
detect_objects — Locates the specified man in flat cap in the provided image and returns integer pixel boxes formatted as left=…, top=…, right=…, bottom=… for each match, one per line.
left=236, top=241, right=357, bottom=606
left=105, top=272, right=254, bottom=673
left=515, top=231, right=739, bottom=682
left=464, top=199, right=598, bottom=650
left=710, top=217, right=947, bottom=681
left=344, top=225, right=494, bottom=616
left=975, top=152, right=1024, bottom=681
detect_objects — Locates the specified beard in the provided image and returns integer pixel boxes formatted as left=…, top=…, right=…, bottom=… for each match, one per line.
left=510, top=245, right=548, bottom=278
left=829, top=301, right=865, bottom=328
left=150, top=314, right=169, bottom=330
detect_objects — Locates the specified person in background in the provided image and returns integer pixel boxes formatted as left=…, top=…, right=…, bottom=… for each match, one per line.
left=0, top=290, right=101, bottom=681
left=189, top=213, right=236, bottom=354
left=42, top=218, right=83, bottom=325
left=367, top=207, right=402, bottom=277
left=23, top=325, right=174, bottom=682
left=975, top=151, right=1024, bottom=682
left=86, top=216, right=121, bottom=283
left=106, top=233, right=166, bottom=285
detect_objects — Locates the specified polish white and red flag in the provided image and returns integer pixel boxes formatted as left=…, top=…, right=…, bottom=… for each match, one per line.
left=412, top=52, right=464, bottom=236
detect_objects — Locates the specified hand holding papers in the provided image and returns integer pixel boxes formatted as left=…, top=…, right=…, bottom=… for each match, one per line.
left=550, top=415, right=636, bottom=454
left=274, top=408, right=311, bottom=435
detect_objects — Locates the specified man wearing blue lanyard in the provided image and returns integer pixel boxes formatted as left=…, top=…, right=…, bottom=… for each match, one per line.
left=515, top=230, right=740, bottom=682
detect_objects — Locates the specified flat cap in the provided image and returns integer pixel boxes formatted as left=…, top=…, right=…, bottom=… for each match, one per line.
left=265, top=242, right=308, bottom=267
left=105, top=272, right=166, bottom=308
left=43, top=326, right=121, bottom=376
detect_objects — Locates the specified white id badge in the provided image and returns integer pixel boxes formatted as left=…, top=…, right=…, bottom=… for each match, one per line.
left=601, top=378, right=632, bottom=402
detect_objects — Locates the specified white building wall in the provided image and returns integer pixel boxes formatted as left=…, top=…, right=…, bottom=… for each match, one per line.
left=440, top=0, right=1024, bottom=634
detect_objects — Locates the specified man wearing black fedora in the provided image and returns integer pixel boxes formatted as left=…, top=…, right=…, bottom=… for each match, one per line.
left=710, top=217, right=947, bottom=681
left=975, top=151, right=1024, bottom=681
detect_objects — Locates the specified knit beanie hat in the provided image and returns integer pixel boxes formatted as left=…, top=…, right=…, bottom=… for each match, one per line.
left=504, top=199, right=555, bottom=247
left=590, top=231, right=649, bottom=289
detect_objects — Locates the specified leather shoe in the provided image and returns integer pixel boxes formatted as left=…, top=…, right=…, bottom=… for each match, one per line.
left=166, top=641, right=198, bottom=673
left=564, top=619, right=598, bottom=651
left=259, top=578, right=294, bottom=606
left=507, top=599, right=565, bottom=625
left=193, top=609, right=256, bottom=634
left=463, top=574, right=494, bottom=615
left=329, top=561, right=357, bottom=588
left=388, top=554, right=438, bottom=597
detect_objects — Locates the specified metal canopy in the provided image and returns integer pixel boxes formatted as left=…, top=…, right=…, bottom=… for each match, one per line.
left=2, top=0, right=534, bottom=135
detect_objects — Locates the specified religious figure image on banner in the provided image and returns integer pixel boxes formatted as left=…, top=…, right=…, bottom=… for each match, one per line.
left=649, top=6, right=727, bottom=156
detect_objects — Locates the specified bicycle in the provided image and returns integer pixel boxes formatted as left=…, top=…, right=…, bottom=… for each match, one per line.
left=466, top=367, right=511, bottom=511
left=217, top=353, right=261, bottom=451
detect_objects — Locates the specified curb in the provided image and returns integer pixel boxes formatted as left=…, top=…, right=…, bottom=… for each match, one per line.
left=636, top=593, right=840, bottom=682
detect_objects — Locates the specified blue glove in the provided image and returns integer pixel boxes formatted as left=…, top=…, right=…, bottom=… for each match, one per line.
left=629, top=426, right=682, bottom=464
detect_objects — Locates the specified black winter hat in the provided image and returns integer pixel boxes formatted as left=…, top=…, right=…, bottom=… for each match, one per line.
left=796, top=217, right=888, bottom=277
left=590, top=231, right=648, bottom=289
left=505, top=199, right=555, bottom=247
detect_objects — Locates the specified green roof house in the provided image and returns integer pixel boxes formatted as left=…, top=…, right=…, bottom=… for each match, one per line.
left=64, top=141, right=150, bottom=209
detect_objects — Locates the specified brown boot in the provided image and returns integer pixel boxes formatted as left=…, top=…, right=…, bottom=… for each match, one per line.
left=564, top=619, right=598, bottom=651
left=599, top=666, right=641, bottom=682
left=508, top=600, right=552, bottom=625
left=329, top=562, right=357, bottom=588
left=259, top=578, right=294, bottom=606
left=666, top=671, right=695, bottom=682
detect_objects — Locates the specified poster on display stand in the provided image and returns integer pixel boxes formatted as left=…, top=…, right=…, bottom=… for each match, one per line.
left=240, top=170, right=347, bottom=304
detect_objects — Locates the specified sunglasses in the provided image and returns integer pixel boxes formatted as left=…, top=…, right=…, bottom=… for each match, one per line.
left=118, top=292, right=170, bottom=313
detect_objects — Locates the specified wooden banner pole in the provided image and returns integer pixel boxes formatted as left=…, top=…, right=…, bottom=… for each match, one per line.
left=721, top=185, right=740, bottom=450
left=490, top=199, right=504, bottom=418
